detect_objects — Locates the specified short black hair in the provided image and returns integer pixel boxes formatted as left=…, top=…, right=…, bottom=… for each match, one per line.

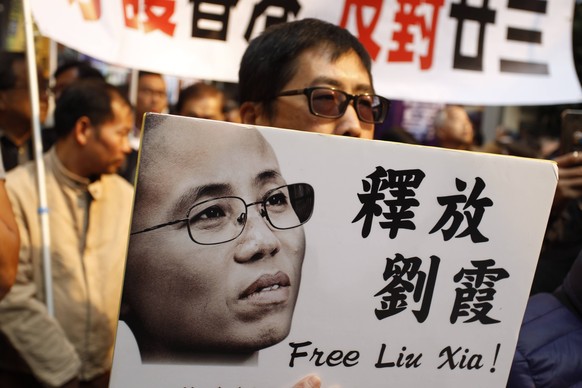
left=54, top=60, right=105, bottom=81
left=54, top=79, right=130, bottom=139
left=175, top=82, right=223, bottom=114
left=238, top=18, right=373, bottom=118
left=0, top=51, right=26, bottom=90
left=138, top=71, right=163, bottom=80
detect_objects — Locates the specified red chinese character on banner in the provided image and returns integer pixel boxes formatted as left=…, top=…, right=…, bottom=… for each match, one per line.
left=339, top=0, right=383, bottom=61
left=123, top=0, right=177, bottom=36
left=69, top=0, right=101, bottom=21
left=389, top=0, right=444, bottom=70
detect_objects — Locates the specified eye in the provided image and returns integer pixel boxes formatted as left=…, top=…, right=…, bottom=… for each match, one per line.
left=191, top=205, right=226, bottom=221
left=357, top=95, right=374, bottom=109
left=313, top=92, right=335, bottom=102
left=265, top=192, right=289, bottom=207
left=188, top=200, right=234, bottom=230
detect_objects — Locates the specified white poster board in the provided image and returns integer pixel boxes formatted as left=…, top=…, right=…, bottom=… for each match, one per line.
left=110, top=114, right=557, bottom=387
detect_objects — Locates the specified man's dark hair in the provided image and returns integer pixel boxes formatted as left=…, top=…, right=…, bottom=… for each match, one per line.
left=0, top=51, right=26, bottom=90
left=175, top=82, right=223, bottom=114
left=54, top=60, right=105, bottom=81
left=138, top=71, right=163, bottom=80
left=238, top=18, right=373, bottom=119
left=54, top=79, right=130, bottom=139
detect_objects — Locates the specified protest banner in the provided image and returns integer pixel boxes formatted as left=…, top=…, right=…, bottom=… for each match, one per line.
left=110, top=114, right=557, bottom=387
left=29, top=0, right=582, bottom=105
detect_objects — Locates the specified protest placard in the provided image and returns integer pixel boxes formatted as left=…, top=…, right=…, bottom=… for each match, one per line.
left=110, top=113, right=557, bottom=387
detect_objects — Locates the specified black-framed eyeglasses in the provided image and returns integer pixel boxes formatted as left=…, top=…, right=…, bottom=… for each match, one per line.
left=276, top=87, right=390, bottom=124
left=131, top=183, right=315, bottom=245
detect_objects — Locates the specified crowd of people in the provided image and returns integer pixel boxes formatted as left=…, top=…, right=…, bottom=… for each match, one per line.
left=0, top=17, right=580, bottom=388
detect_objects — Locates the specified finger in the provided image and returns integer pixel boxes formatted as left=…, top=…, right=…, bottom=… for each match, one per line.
left=292, top=374, right=321, bottom=388
left=555, top=151, right=582, bottom=167
left=559, top=166, right=582, bottom=180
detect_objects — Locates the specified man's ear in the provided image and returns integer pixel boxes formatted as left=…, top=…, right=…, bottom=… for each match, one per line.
left=73, top=116, right=93, bottom=146
left=239, top=101, right=258, bottom=125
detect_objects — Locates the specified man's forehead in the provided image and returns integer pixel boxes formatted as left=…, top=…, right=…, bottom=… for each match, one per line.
left=140, top=75, right=165, bottom=87
left=293, top=48, right=372, bottom=91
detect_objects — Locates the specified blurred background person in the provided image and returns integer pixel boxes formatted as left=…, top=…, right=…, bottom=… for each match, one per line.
left=0, top=80, right=133, bottom=388
left=531, top=150, right=582, bottom=294
left=174, top=81, right=225, bottom=121
left=431, top=105, right=476, bottom=151
left=120, top=71, right=168, bottom=185
left=0, top=51, right=49, bottom=171
left=52, top=60, right=105, bottom=101
left=134, top=71, right=168, bottom=132
left=529, top=110, right=582, bottom=295
left=43, top=60, right=106, bottom=149
left=223, top=98, right=241, bottom=123
left=0, top=148, right=19, bottom=301
left=507, top=249, right=582, bottom=387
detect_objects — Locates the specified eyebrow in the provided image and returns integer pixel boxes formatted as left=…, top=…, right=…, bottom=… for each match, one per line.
left=169, top=169, right=283, bottom=218
left=170, top=183, right=233, bottom=218
left=310, top=76, right=374, bottom=94
left=255, top=169, right=283, bottom=186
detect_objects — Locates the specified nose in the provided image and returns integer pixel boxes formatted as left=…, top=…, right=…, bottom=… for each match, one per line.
left=234, top=206, right=281, bottom=263
left=121, top=135, right=132, bottom=154
left=333, top=103, right=365, bottom=138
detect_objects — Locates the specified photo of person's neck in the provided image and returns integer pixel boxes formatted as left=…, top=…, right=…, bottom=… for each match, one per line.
left=119, top=115, right=314, bottom=365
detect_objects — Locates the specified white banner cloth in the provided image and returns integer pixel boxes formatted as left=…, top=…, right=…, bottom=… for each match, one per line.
left=30, top=0, right=582, bottom=105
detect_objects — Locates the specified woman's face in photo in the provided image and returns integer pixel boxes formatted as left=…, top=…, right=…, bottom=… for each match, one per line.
left=125, top=125, right=306, bottom=358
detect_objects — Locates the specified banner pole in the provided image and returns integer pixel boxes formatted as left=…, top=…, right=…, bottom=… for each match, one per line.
left=22, top=0, right=54, bottom=316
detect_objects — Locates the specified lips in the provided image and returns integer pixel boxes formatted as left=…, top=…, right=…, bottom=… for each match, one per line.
left=240, top=271, right=291, bottom=302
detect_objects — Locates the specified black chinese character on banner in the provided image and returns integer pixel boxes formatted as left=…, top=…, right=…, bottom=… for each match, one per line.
left=190, top=0, right=238, bottom=41
left=244, top=0, right=301, bottom=41
left=374, top=253, right=440, bottom=322
left=430, top=177, right=492, bottom=243
left=353, top=167, right=425, bottom=239
left=500, top=0, right=549, bottom=75
left=449, top=0, right=496, bottom=71
left=450, top=259, right=509, bottom=324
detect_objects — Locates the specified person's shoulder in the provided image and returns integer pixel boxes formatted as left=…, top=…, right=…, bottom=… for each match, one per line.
left=5, top=161, right=37, bottom=191
left=101, top=173, right=134, bottom=199
left=509, top=293, right=582, bottom=387
left=520, top=293, right=582, bottom=360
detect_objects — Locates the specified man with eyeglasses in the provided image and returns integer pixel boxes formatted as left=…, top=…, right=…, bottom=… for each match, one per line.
left=239, top=18, right=390, bottom=139
left=118, top=115, right=314, bottom=364
left=236, top=18, right=388, bottom=387
left=135, top=71, right=168, bottom=132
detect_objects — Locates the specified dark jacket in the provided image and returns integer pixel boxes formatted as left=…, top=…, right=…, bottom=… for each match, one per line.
left=507, top=253, right=582, bottom=387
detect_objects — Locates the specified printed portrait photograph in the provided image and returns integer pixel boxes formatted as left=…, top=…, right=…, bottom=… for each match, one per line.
left=109, top=111, right=559, bottom=387
left=118, top=113, right=315, bottom=365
